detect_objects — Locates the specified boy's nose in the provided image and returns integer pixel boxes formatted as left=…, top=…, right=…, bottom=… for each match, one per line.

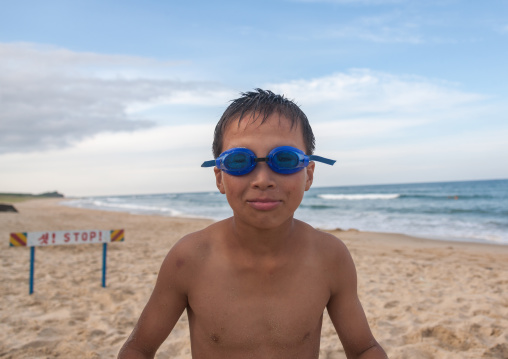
left=250, top=163, right=276, bottom=189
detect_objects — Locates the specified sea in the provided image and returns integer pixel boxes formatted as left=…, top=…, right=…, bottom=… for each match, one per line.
left=63, top=179, right=508, bottom=245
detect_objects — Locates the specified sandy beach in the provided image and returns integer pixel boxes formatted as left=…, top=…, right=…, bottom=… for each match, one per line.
left=1, top=199, right=507, bottom=358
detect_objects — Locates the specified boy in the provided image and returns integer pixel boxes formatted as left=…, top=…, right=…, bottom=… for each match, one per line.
left=118, top=89, right=387, bottom=358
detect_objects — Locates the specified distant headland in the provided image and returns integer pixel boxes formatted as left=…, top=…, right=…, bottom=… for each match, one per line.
left=0, top=191, right=64, bottom=204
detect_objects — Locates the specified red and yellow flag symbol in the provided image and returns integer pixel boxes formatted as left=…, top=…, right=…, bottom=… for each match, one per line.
left=10, top=232, right=27, bottom=247
left=110, top=229, right=124, bottom=242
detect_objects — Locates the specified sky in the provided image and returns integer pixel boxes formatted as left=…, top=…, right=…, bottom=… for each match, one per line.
left=0, top=0, right=507, bottom=197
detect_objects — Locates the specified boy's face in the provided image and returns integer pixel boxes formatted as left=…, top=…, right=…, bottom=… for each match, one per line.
left=214, top=112, right=314, bottom=230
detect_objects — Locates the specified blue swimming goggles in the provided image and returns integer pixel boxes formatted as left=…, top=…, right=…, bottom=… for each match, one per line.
left=201, top=146, right=336, bottom=176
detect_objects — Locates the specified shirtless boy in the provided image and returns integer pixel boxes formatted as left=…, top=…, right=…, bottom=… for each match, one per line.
left=118, top=89, right=387, bottom=358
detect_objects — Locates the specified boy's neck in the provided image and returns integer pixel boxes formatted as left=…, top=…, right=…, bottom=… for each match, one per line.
left=227, top=216, right=298, bottom=257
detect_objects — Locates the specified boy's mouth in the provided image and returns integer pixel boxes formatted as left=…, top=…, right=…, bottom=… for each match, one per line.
left=246, top=199, right=281, bottom=211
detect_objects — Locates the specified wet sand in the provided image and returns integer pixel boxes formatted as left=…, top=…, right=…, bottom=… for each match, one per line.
left=1, top=199, right=507, bottom=358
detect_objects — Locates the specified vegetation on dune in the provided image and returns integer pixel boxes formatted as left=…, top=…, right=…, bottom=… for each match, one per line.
left=0, top=191, right=64, bottom=203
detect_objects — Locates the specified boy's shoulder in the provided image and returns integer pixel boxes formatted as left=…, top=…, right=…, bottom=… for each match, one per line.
left=289, top=220, right=354, bottom=275
left=295, top=219, right=350, bottom=254
left=159, top=221, right=227, bottom=290
left=168, top=220, right=221, bottom=253
left=165, top=220, right=228, bottom=266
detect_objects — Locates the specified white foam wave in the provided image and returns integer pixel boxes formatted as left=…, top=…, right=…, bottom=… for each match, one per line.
left=69, top=199, right=182, bottom=216
left=318, top=193, right=400, bottom=200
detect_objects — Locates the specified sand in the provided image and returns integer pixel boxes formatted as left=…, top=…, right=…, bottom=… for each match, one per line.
left=1, top=199, right=507, bottom=358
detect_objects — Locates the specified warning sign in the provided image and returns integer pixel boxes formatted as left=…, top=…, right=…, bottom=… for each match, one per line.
left=9, top=229, right=124, bottom=247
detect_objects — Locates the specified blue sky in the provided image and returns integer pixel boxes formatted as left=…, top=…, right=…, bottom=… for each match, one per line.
left=0, top=0, right=507, bottom=196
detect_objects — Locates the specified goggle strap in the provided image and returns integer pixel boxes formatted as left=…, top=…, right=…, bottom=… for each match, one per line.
left=309, top=155, right=336, bottom=166
left=201, top=160, right=216, bottom=167
left=255, top=157, right=268, bottom=163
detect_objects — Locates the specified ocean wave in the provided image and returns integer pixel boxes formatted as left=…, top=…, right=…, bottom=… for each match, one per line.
left=318, top=194, right=400, bottom=200
left=317, top=193, right=496, bottom=201
left=65, top=199, right=182, bottom=216
left=299, top=204, right=337, bottom=210
left=399, top=194, right=495, bottom=200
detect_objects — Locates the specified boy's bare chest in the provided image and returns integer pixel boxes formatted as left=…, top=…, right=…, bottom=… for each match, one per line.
left=186, top=258, right=329, bottom=354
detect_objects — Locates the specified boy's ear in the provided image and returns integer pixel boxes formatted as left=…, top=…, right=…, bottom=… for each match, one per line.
left=214, top=167, right=226, bottom=194
left=305, top=161, right=315, bottom=191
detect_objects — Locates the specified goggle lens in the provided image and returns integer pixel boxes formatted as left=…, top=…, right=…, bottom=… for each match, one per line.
left=272, top=150, right=300, bottom=169
left=224, top=152, right=251, bottom=171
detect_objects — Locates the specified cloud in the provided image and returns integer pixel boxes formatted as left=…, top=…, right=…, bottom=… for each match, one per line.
left=319, top=125, right=508, bottom=186
left=268, top=69, right=484, bottom=120
left=0, top=43, right=233, bottom=154
left=285, top=3, right=450, bottom=44
left=327, top=23, right=422, bottom=44
left=0, top=123, right=216, bottom=196
left=318, top=10, right=425, bottom=43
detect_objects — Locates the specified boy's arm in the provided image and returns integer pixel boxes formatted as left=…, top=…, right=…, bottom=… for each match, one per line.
left=118, top=245, right=189, bottom=359
left=326, top=239, right=387, bottom=359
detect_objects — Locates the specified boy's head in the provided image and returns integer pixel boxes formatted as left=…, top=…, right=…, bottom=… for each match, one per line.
left=212, top=89, right=315, bottom=158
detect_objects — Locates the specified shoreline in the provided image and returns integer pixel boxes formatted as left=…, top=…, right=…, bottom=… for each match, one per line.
left=58, top=198, right=508, bottom=248
left=1, top=198, right=507, bottom=358
left=331, top=227, right=508, bottom=254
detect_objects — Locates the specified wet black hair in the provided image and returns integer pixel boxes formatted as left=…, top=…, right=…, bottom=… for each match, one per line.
left=212, top=88, right=316, bottom=158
